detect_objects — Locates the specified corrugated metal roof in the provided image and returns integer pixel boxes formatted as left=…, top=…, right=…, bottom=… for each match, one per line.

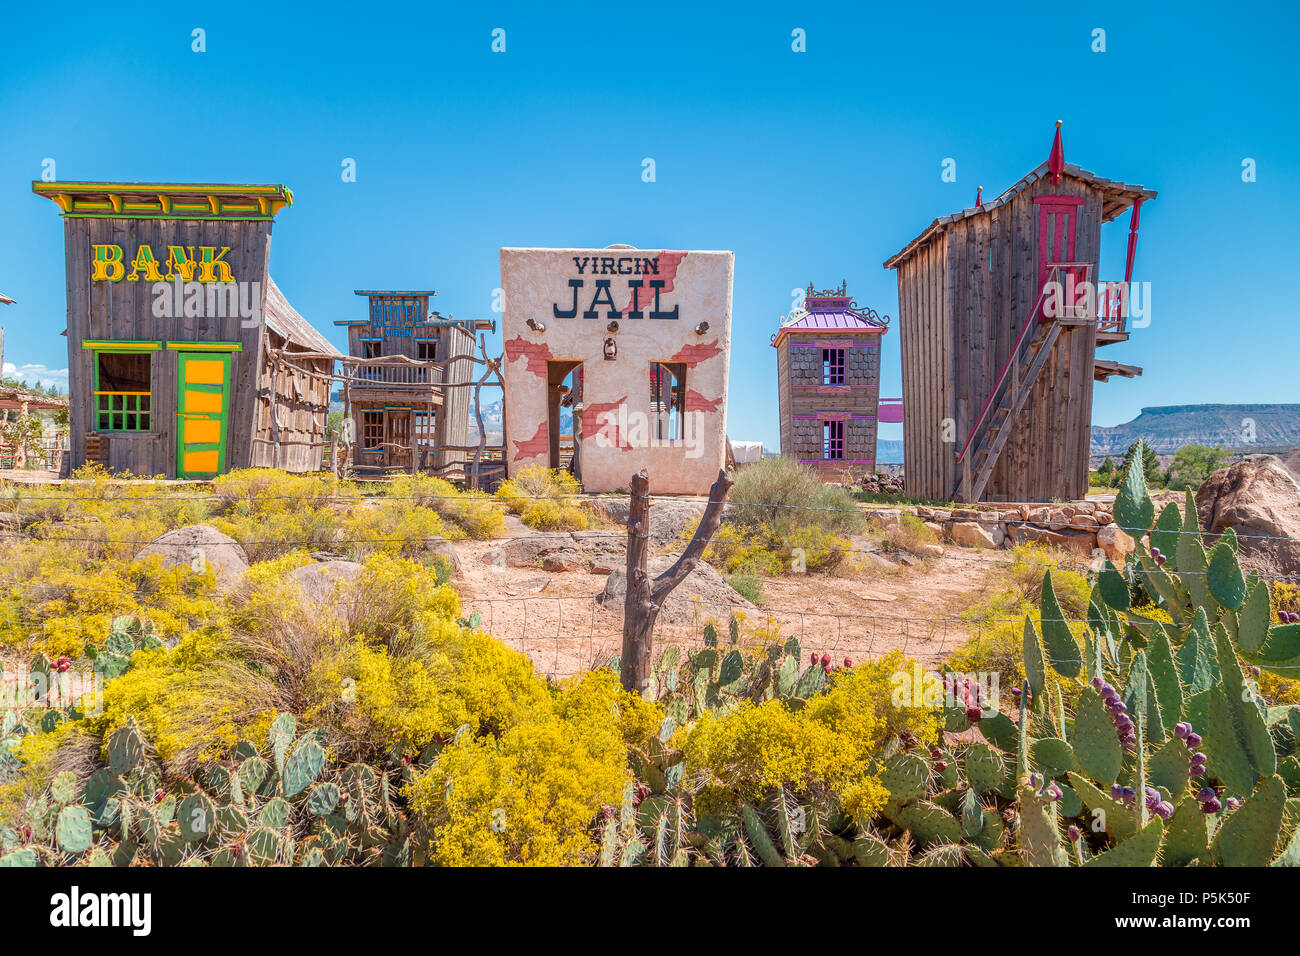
left=883, top=161, right=1158, bottom=270
left=782, top=309, right=882, bottom=332
left=264, top=277, right=341, bottom=357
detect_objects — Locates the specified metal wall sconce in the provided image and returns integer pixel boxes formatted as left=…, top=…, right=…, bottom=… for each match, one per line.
left=694, top=321, right=710, bottom=335
left=526, top=318, right=546, bottom=332
left=607, top=320, right=619, bottom=333
left=603, top=337, right=617, bottom=360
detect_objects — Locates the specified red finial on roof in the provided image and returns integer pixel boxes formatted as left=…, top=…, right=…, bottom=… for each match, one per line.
left=975, top=186, right=983, bottom=206
left=1048, top=120, right=1065, bottom=185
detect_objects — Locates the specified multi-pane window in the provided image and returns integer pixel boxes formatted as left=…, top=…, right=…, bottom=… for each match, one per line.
left=361, top=411, right=384, bottom=450
left=414, top=410, right=436, bottom=447
left=95, top=351, right=151, bottom=431
left=823, top=419, right=844, bottom=460
left=821, top=348, right=845, bottom=385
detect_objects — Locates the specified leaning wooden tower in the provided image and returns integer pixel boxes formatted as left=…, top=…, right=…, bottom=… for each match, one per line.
left=884, top=124, right=1155, bottom=503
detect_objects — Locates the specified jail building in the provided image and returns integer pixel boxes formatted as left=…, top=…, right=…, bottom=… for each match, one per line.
left=500, top=245, right=733, bottom=494
left=32, top=180, right=338, bottom=477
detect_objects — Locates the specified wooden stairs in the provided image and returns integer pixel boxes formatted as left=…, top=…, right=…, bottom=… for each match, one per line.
left=954, top=320, right=1061, bottom=502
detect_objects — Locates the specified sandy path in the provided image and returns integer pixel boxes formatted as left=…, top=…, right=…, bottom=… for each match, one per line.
left=453, top=521, right=999, bottom=679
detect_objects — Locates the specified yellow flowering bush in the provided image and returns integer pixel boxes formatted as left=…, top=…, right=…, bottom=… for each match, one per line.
left=387, top=475, right=505, bottom=539
left=495, top=464, right=592, bottom=531
left=681, top=650, right=940, bottom=825
left=406, top=718, right=629, bottom=866
left=0, top=555, right=220, bottom=659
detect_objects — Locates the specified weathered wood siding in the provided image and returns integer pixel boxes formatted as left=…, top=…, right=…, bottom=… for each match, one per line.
left=895, top=232, right=951, bottom=500
left=893, top=172, right=1103, bottom=502
left=63, top=217, right=272, bottom=477
left=250, top=330, right=332, bottom=472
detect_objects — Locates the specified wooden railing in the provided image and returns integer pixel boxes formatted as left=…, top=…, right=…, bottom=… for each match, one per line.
left=341, top=356, right=445, bottom=388
left=1097, top=280, right=1129, bottom=335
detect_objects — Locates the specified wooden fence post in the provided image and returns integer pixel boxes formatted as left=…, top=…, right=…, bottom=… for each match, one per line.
left=620, top=467, right=734, bottom=696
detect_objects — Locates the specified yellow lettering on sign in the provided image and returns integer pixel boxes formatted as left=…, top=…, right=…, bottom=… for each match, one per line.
left=165, top=246, right=197, bottom=282
left=198, top=246, right=234, bottom=283
left=90, top=244, right=125, bottom=281
left=125, top=244, right=164, bottom=282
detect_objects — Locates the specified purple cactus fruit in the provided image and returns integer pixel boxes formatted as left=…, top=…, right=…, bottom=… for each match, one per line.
left=1092, top=677, right=1104, bottom=689
left=1029, top=772, right=1043, bottom=789
left=1226, top=797, right=1241, bottom=809
left=966, top=705, right=984, bottom=723
left=1197, top=787, right=1217, bottom=802
left=935, top=761, right=948, bottom=773
left=1155, top=554, right=1167, bottom=567
left=1250, top=666, right=1262, bottom=678
left=1067, top=825, right=1082, bottom=842
left=1011, top=687, right=1022, bottom=699
left=1047, top=783, right=1063, bottom=802
left=1201, top=797, right=1222, bottom=814
left=1174, top=722, right=1190, bottom=739
left=1151, top=546, right=1162, bottom=558
left=1111, top=783, right=1125, bottom=800
left=1185, top=732, right=1202, bottom=749
left=1154, top=801, right=1175, bottom=820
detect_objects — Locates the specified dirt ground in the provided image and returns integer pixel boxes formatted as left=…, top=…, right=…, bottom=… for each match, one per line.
left=452, top=520, right=999, bottom=680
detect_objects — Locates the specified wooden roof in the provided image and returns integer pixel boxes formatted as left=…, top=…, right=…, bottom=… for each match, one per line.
left=883, top=161, right=1157, bottom=270
left=32, top=181, right=293, bottom=221
left=265, top=277, right=341, bottom=358
left=0, top=385, right=68, bottom=411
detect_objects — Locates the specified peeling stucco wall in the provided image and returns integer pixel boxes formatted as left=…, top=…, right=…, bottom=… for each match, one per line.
left=500, top=246, right=733, bottom=494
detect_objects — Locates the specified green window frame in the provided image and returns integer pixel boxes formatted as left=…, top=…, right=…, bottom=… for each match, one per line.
left=88, top=343, right=159, bottom=433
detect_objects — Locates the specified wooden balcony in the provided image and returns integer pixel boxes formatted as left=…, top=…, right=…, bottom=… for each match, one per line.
left=1096, top=280, right=1131, bottom=346
left=341, top=357, right=444, bottom=405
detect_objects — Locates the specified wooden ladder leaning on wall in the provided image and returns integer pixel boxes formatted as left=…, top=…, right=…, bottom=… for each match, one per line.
left=952, top=263, right=1093, bottom=503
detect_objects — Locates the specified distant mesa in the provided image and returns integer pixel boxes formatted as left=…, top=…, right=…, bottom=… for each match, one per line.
left=1090, top=404, right=1300, bottom=456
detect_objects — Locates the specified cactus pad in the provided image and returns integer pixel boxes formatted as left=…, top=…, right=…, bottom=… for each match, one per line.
left=880, top=752, right=931, bottom=803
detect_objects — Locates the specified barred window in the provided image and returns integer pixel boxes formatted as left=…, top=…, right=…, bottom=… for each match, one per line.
left=95, top=352, right=151, bottom=432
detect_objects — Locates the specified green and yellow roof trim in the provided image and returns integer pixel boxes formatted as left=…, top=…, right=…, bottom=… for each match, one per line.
left=31, top=181, right=293, bottom=221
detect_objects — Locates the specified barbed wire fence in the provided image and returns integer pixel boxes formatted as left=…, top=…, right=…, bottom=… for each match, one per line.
left=0, top=480, right=1298, bottom=703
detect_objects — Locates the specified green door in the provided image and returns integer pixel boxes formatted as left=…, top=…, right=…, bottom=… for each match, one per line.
left=175, top=352, right=231, bottom=477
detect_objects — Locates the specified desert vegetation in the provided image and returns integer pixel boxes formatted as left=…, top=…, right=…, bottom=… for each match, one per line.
left=1, top=454, right=1299, bottom=866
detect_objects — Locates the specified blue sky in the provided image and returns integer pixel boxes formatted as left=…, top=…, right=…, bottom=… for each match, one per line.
left=2, top=1, right=1297, bottom=450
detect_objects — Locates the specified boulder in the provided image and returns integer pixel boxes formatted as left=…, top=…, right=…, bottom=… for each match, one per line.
left=289, top=560, right=363, bottom=605
left=1096, top=524, right=1135, bottom=564
left=1196, top=455, right=1300, bottom=576
left=134, top=525, right=249, bottom=591
left=950, top=521, right=998, bottom=549
left=592, top=497, right=707, bottom=551
left=481, top=530, right=624, bottom=573
left=423, top=538, right=463, bottom=578
left=598, top=553, right=755, bottom=625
